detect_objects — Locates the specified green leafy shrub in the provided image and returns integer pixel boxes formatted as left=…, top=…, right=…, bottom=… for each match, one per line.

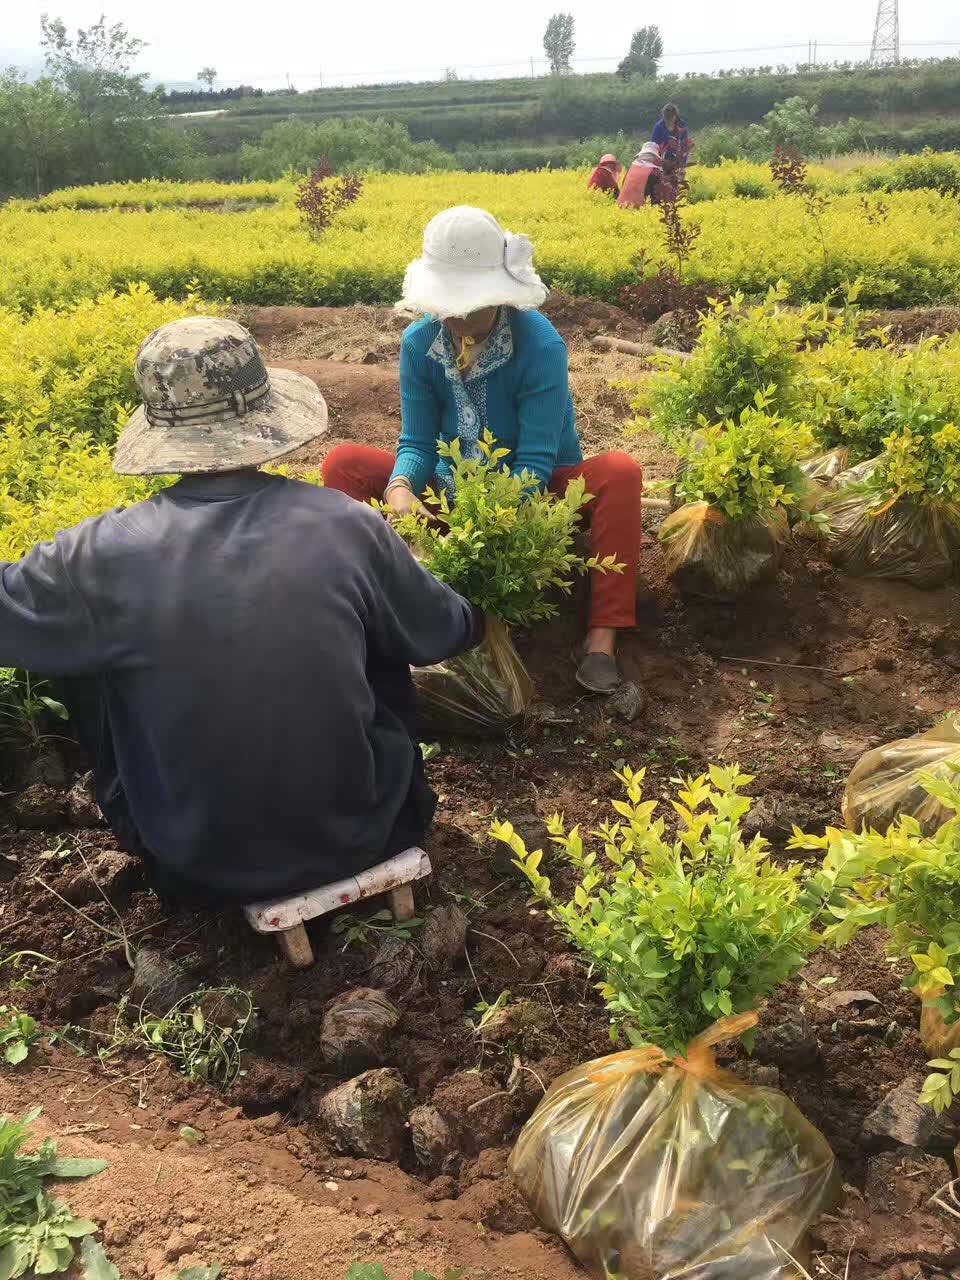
left=792, top=765, right=960, bottom=1111
left=492, top=765, right=823, bottom=1056
left=388, top=432, right=621, bottom=625
left=858, top=147, right=960, bottom=198
left=0, top=1107, right=107, bottom=1278
left=644, top=285, right=828, bottom=437
left=869, top=421, right=960, bottom=507
left=0, top=1006, right=40, bottom=1065
left=671, top=400, right=815, bottom=520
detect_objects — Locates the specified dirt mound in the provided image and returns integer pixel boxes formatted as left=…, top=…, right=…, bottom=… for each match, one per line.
left=870, top=305, right=960, bottom=342
left=270, top=358, right=401, bottom=462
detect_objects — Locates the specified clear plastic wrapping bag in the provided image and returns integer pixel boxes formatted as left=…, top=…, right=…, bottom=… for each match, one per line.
left=822, top=458, right=960, bottom=587
left=413, top=616, right=533, bottom=736
left=799, top=448, right=850, bottom=485
left=659, top=502, right=789, bottom=601
left=843, top=715, right=960, bottom=836
left=511, top=1014, right=839, bottom=1280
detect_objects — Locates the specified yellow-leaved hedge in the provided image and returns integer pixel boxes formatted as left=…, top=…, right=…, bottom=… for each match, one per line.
left=0, top=284, right=221, bottom=561
left=2, top=174, right=960, bottom=310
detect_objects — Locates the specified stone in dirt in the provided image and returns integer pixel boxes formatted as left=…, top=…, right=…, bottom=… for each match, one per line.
left=128, top=947, right=197, bottom=1014
left=420, top=903, right=468, bottom=970
left=455, top=1178, right=537, bottom=1233
left=819, top=989, right=881, bottom=1014
left=409, top=1104, right=458, bottom=1175
left=14, top=783, right=65, bottom=830
left=62, top=850, right=141, bottom=906
left=22, top=747, right=69, bottom=790
left=366, top=935, right=421, bottom=991
left=865, top=1149, right=952, bottom=1214
left=755, top=1009, right=820, bottom=1069
left=610, top=681, right=647, bottom=723
left=66, top=771, right=103, bottom=827
left=477, top=999, right=553, bottom=1053
left=431, top=1072, right=514, bottom=1154
left=320, top=988, right=400, bottom=1072
left=424, top=1174, right=457, bottom=1203
left=862, top=1077, right=944, bottom=1153
left=319, top=1068, right=412, bottom=1162
left=732, top=1060, right=781, bottom=1089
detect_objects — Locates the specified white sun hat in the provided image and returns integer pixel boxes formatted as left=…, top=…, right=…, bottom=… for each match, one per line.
left=399, top=206, right=549, bottom=320
left=635, top=142, right=663, bottom=164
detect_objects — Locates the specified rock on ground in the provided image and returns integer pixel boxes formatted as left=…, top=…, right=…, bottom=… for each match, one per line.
left=62, top=850, right=141, bottom=906
left=478, top=1000, right=553, bottom=1054
left=755, top=1009, right=820, bottom=1069
left=366, top=936, right=421, bottom=991
left=66, top=771, right=103, bottom=827
left=862, top=1078, right=941, bottom=1154
left=128, top=948, right=197, bottom=1014
left=409, top=1104, right=458, bottom=1176
left=320, top=988, right=400, bottom=1073
left=14, top=783, right=65, bottom=830
left=319, top=1068, right=412, bottom=1162
left=431, top=1072, right=513, bottom=1155
left=420, top=904, right=468, bottom=970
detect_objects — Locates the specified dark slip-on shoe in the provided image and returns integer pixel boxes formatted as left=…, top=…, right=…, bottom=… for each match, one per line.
left=575, top=650, right=623, bottom=694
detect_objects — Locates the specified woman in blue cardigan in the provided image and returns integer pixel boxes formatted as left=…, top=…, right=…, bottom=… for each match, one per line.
left=323, top=206, right=643, bottom=694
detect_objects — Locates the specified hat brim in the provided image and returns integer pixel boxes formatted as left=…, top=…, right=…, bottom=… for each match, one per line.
left=113, top=368, right=328, bottom=476
left=398, top=257, right=548, bottom=321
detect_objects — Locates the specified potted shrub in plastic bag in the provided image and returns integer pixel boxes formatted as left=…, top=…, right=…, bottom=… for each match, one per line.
left=492, top=766, right=839, bottom=1279
left=794, top=764, right=960, bottom=1105
left=390, top=433, right=621, bottom=735
left=843, top=713, right=960, bottom=836
left=658, top=399, right=820, bottom=601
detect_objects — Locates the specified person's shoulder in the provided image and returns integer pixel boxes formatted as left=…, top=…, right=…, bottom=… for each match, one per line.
left=402, top=315, right=441, bottom=354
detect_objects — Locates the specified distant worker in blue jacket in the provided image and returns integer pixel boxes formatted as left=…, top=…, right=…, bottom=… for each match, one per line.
left=323, top=206, right=644, bottom=695
left=652, top=102, right=694, bottom=183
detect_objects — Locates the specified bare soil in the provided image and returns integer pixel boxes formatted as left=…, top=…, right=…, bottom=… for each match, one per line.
left=2, top=297, right=959, bottom=1280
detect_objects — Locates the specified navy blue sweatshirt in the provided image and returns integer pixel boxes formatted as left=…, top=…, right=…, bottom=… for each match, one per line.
left=0, top=471, right=480, bottom=901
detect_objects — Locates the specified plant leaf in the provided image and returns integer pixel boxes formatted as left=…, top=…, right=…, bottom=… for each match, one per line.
left=80, top=1237, right=120, bottom=1280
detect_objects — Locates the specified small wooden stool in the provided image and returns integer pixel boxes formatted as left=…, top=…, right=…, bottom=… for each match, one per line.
left=243, top=847, right=431, bottom=969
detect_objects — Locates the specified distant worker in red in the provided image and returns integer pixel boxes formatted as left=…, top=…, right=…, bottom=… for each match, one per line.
left=617, top=143, right=664, bottom=209
left=587, top=153, right=623, bottom=198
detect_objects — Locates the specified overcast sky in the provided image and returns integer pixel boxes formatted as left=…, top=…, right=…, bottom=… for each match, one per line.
left=2, top=0, right=957, bottom=89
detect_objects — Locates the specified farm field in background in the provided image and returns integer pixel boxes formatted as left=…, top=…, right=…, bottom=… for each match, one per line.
left=5, top=168, right=960, bottom=310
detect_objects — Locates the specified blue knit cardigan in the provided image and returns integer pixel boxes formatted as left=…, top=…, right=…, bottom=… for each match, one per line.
left=392, top=307, right=582, bottom=495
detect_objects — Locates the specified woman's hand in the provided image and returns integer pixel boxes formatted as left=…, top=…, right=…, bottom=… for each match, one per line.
left=385, top=483, right=421, bottom=519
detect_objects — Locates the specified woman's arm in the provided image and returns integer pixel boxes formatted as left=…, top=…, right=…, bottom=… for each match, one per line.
left=512, top=339, right=570, bottom=489
left=394, top=337, right=442, bottom=495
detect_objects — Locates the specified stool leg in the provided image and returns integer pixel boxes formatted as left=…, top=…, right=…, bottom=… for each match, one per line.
left=389, top=883, right=416, bottom=923
left=275, top=922, right=314, bottom=968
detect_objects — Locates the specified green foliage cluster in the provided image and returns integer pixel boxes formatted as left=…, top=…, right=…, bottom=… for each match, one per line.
left=121, top=987, right=255, bottom=1091
left=0, top=284, right=217, bottom=562
left=237, top=117, right=449, bottom=180
left=792, top=765, right=960, bottom=1111
left=671, top=402, right=814, bottom=520
left=647, top=286, right=828, bottom=435
left=388, top=433, right=621, bottom=625
left=858, top=147, right=960, bottom=197
left=0, top=671, right=68, bottom=755
left=0, top=1008, right=40, bottom=1066
left=870, top=422, right=960, bottom=508
left=0, top=1108, right=107, bottom=1278
left=492, top=765, right=823, bottom=1056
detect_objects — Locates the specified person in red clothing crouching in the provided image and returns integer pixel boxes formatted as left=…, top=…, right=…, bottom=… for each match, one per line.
left=322, top=205, right=645, bottom=698
left=617, top=142, right=665, bottom=209
left=587, top=153, right=624, bottom=198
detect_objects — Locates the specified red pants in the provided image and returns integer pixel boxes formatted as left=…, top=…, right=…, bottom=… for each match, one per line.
left=322, top=444, right=642, bottom=629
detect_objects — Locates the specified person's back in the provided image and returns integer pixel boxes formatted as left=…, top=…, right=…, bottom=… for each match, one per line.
left=618, top=145, right=663, bottom=209
left=0, top=318, right=478, bottom=904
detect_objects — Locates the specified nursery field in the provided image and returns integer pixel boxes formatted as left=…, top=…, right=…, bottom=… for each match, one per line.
left=5, top=167, right=960, bottom=310
left=0, top=284, right=959, bottom=1280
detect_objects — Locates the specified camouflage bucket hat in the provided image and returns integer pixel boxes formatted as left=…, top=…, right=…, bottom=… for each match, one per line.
left=114, top=316, right=328, bottom=476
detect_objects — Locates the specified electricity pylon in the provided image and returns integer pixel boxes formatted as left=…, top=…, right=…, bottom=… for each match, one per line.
left=870, top=0, right=900, bottom=65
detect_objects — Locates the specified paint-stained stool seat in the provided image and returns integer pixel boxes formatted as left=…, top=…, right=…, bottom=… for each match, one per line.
left=243, top=847, right=431, bottom=968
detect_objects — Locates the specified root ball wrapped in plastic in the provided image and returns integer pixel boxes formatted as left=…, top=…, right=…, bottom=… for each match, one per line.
left=798, top=447, right=850, bottom=486
left=823, top=456, right=960, bottom=588
left=511, top=1012, right=839, bottom=1280
left=413, top=616, right=533, bottom=735
left=659, top=502, right=788, bottom=601
left=843, top=714, right=960, bottom=836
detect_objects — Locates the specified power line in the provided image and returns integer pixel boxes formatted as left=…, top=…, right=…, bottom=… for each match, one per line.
left=206, top=39, right=960, bottom=87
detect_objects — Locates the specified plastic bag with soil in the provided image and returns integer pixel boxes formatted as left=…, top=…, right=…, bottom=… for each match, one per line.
left=821, top=457, right=960, bottom=588
left=413, top=616, right=533, bottom=736
left=510, top=1014, right=839, bottom=1280
left=659, top=501, right=789, bottom=601
left=843, top=714, right=960, bottom=837
left=799, top=447, right=850, bottom=485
